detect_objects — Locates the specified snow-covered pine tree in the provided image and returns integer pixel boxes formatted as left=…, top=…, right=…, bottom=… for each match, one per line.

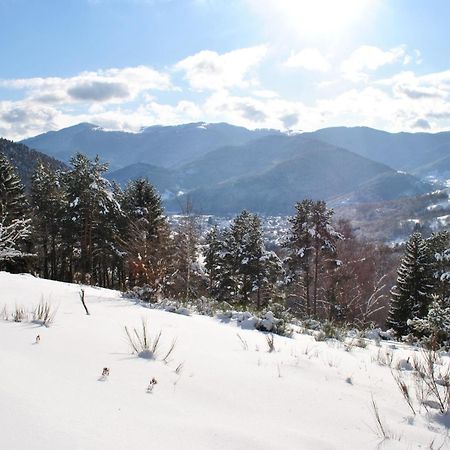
left=30, top=162, right=66, bottom=279
left=121, top=178, right=174, bottom=296
left=0, top=152, right=27, bottom=222
left=388, top=232, right=434, bottom=336
left=63, top=153, right=119, bottom=284
left=0, top=153, right=30, bottom=266
left=205, top=211, right=282, bottom=307
left=283, top=199, right=341, bottom=317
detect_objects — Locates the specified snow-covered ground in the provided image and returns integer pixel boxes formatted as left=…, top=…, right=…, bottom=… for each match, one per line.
left=0, top=271, right=448, bottom=449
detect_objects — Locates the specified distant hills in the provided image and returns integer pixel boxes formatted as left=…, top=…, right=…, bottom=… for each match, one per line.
left=22, top=122, right=281, bottom=170
left=11, top=122, right=450, bottom=214
left=307, top=126, right=450, bottom=175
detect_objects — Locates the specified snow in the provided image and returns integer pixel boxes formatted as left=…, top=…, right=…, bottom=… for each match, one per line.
left=0, top=271, right=448, bottom=449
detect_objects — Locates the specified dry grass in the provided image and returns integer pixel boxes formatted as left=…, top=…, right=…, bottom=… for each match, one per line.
left=32, top=299, right=57, bottom=327
left=125, top=319, right=176, bottom=362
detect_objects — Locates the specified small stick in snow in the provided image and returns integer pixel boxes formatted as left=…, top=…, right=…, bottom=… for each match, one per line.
left=79, top=289, right=90, bottom=315
left=35, top=335, right=41, bottom=344
left=147, top=377, right=158, bottom=393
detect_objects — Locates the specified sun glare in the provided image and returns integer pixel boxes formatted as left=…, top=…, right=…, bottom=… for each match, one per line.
left=262, top=0, right=375, bottom=36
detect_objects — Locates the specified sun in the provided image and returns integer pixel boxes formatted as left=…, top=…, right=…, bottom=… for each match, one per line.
left=253, top=0, right=376, bottom=37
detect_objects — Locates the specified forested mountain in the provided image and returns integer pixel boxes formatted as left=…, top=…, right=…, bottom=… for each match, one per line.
left=306, top=126, right=450, bottom=176
left=178, top=141, right=431, bottom=214
left=106, top=163, right=177, bottom=196
left=17, top=123, right=439, bottom=213
left=0, top=138, right=66, bottom=190
left=22, top=122, right=281, bottom=170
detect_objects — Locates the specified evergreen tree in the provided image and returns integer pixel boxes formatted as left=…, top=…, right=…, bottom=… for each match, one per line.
left=283, top=200, right=341, bottom=317
left=63, top=153, right=117, bottom=283
left=0, top=153, right=27, bottom=223
left=0, top=153, right=30, bottom=267
left=30, top=162, right=66, bottom=279
left=204, top=211, right=282, bottom=307
left=388, top=232, right=434, bottom=336
left=121, top=178, right=174, bottom=296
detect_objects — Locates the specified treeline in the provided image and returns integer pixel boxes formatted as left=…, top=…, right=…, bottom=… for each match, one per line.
left=0, top=152, right=448, bottom=336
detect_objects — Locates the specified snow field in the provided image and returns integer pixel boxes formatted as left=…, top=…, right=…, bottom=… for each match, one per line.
left=0, top=272, right=448, bottom=450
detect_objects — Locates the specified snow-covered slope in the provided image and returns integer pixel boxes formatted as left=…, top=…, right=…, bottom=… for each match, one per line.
left=0, top=272, right=447, bottom=449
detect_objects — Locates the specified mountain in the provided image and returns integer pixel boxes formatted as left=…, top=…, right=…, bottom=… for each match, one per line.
left=172, top=137, right=431, bottom=214
left=306, top=126, right=450, bottom=177
left=0, top=138, right=67, bottom=190
left=20, top=123, right=441, bottom=214
left=106, top=163, right=177, bottom=195
left=21, top=122, right=281, bottom=170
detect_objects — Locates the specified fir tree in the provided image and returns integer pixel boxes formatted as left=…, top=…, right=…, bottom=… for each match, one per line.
left=388, top=232, right=434, bottom=336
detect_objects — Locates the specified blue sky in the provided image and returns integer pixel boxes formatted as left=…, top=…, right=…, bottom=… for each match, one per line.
left=1, top=0, right=450, bottom=139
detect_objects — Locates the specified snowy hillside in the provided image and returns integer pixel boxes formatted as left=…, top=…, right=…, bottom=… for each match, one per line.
left=0, top=272, right=448, bottom=449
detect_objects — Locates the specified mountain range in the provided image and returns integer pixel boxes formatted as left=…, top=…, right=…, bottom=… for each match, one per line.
left=13, top=122, right=450, bottom=214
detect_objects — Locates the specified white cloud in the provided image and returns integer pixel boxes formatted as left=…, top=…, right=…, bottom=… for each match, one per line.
left=174, top=45, right=268, bottom=91
left=341, top=45, right=406, bottom=82
left=284, top=48, right=330, bottom=72
left=0, top=65, right=173, bottom=105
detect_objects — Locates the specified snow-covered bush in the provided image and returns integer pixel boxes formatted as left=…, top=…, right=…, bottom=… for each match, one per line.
left=409, top=297, right=450, bottom=349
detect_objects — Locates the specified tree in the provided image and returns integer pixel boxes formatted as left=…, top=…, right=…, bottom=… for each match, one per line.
left=0, top=154, right=30, bottom=268
left=172, top=203, right=203, bottom=300
left=283, top=200, right=341, bottom=317
left=30, top=162, right=66, bottom=279
left=63, top=153, right=118, bottom=283
left=121, top=178, right=174, bottom=297
left=204, top=211, right=282, bottom=308
left=0, top=153, right=27, bottom=222
left=388, top=232, right=434, bottom=336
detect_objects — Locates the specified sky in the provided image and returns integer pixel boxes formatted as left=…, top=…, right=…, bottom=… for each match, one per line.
left=1, top=0, right=450, bottom=140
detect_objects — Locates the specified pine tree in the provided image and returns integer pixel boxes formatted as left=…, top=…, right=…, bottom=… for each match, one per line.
left=0, top=153, right=27, bottom=223
left=283, top=199, right=341, bottom=317
left=0, top=153, right=30, bottom=266
left=121, top=178, right=173, bottom=296
left=63, top=153, right=117, bottom=283
left=388, top=232, right=434, bottom=336
left=30, top=162, right=66, bottom=279
left=204, top=211, right=282, bottom=307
